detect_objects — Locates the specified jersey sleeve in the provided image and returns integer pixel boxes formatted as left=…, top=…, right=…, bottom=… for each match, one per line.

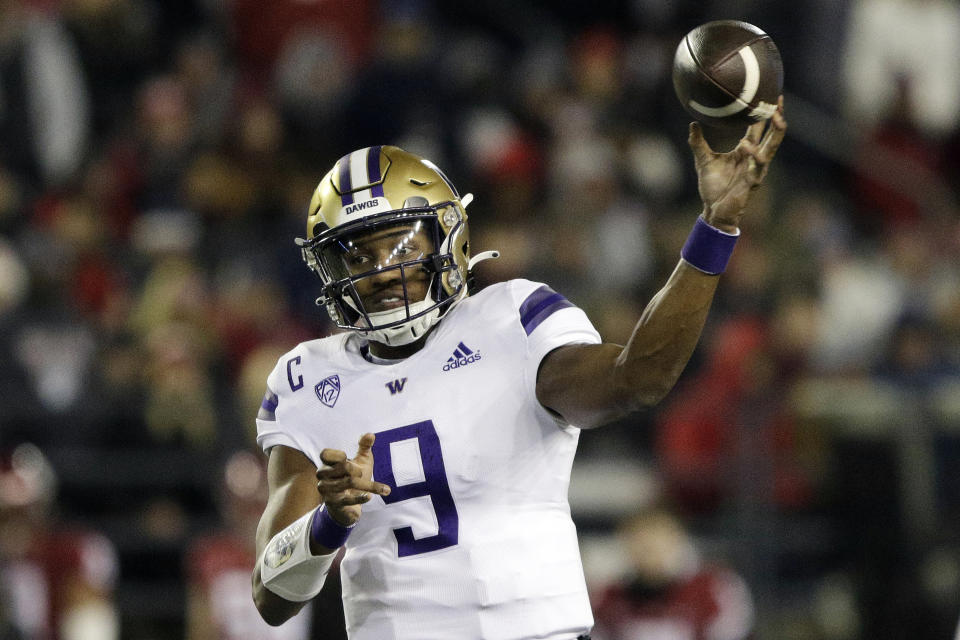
left=255, top=353, right=307, bottom=454
left=508, top=280, right=602, bottom=418
left=511, top=279, right=601, bottom=363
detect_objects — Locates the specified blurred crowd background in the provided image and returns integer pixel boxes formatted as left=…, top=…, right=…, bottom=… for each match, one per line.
left=2, top=0, right=960, bottom=638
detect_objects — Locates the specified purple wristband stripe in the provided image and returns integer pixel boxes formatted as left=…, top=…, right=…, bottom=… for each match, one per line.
left=310, top=506, right=354, bottom=550
left=680, top=217, right=739, bottom=275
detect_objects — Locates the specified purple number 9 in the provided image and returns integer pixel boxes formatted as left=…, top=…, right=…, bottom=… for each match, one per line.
left=372, top=420, right=459, bottom=557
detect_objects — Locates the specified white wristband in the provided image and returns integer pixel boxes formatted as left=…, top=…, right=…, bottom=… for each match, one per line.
left=260, top=507, right=336, bottom=602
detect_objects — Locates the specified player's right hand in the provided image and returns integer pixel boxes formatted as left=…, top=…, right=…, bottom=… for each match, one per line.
left=688, top=95, right=786, bottom=232
left=317, top=433, right=391, bottom=527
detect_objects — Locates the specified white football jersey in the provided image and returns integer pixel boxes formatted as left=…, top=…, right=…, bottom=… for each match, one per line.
left=257, top=279, right=601, bottom=640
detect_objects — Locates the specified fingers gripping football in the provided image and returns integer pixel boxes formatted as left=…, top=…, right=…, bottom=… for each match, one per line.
left=317, top=433, right=391, bottom=526
left=688, top=96, right=787, bottom=230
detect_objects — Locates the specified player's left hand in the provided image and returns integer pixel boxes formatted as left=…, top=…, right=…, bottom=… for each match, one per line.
left=689, top=95, right=786, bottom=232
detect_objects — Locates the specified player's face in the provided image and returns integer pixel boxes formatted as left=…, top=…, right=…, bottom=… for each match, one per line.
left=332, top=222, right=434, bottom=314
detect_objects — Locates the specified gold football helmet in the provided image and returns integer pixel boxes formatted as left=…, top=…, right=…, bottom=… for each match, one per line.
left=297, top=146, right=497, bottom=346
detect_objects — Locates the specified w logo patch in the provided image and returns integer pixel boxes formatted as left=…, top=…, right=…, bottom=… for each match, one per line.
left=315, top=375, right=341, bottom=407
left=386, top=378, right=407, bottom=395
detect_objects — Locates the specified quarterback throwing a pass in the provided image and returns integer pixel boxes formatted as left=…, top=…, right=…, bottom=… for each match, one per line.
left=252, top=101, right=786, bottom=640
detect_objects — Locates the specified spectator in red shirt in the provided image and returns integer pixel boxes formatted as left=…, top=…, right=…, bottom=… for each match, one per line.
left=0, top=443, right=119, bottom=640
left=592, top=505, right=754, bottom=640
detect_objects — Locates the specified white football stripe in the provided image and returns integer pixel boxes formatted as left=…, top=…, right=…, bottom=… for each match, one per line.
left=688, top=44, right=761, bottom=118
left=736, top=45, right=761, bottom=104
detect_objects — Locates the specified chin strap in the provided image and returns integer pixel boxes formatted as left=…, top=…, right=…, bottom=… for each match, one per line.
left=468, top=250, right=500, bottom=270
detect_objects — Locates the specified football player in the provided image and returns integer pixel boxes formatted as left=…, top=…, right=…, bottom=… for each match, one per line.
left=251, top=101, right=786, bottom=640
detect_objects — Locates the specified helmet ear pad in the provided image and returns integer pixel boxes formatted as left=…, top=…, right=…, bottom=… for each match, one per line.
left=436, top=205, right=470, bottom=296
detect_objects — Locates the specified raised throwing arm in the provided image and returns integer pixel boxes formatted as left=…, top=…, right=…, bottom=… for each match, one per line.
left=536, top=99, right=787, bottom=429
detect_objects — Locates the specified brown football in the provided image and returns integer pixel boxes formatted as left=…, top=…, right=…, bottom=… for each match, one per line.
left=672, top=20, right=783, bottom=129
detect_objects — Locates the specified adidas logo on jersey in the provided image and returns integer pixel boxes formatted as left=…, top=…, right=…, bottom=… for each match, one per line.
left=442, top=341, right=482, bottom=371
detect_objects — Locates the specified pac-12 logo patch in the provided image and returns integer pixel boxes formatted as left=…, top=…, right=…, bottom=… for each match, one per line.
left=315, top=375, right=341, bottom=407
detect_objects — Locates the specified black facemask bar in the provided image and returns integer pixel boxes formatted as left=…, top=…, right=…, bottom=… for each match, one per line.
left=299, top=208, right=463, bottom=332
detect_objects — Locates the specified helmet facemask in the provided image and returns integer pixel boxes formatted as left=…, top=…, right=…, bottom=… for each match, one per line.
left=300, top=205, right=468, bottom=346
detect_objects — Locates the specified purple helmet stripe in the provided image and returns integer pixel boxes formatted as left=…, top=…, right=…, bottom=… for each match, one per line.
left=367, top=146, right=385, bottom=198
left=519, top=285, right=574, bottom=336
left=338, top=152, right=354, bottom=205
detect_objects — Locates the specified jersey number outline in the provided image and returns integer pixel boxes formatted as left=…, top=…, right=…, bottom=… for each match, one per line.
left=372, top=420, right=459, bottom=557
